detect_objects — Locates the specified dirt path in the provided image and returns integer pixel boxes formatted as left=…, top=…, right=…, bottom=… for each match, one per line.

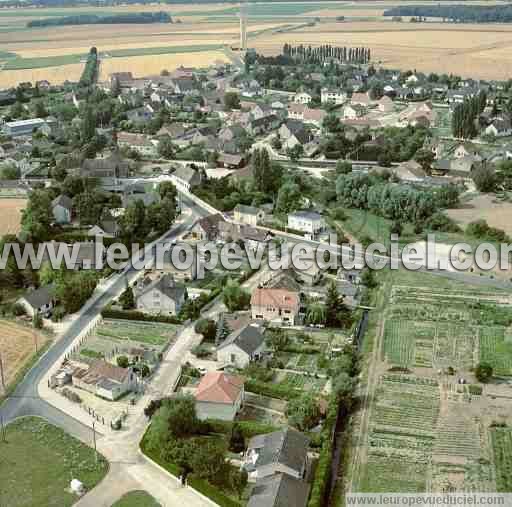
left=346, top=275, right=389, bottom=493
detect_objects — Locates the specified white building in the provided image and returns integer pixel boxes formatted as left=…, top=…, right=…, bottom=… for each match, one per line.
left=293, top=92, right=312, bottom=105
left=288, top=210, right=325, bottom=235
left=321, top=88, right=347, bottom=105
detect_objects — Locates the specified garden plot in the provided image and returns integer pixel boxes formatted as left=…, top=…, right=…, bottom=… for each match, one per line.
left=278, top=352, right=319, bottom=371
left=479, top=326, right=512, bottom=376
left=273, top=370, right=326, bottom=392
left=491, top=427, right=512, bottom=492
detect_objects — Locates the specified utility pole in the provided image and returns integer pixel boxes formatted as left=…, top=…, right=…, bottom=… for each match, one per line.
left=0, top=412, right=6, bottom=443
left=0, top=352, right=5, bottom=394
left=92, top=421, right=97, bottom=464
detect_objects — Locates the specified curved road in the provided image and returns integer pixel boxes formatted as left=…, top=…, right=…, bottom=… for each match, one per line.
left=0, top=194, right=209, bottom=442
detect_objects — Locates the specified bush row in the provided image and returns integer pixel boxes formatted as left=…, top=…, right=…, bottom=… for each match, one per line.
left=101, top=307, right=181, bottom=324
left=245, top=379, right=300, bottom=401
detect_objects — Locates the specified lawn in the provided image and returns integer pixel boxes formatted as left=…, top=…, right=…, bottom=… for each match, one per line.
left=112, top=491, right=161, bottom=507
left=0, top=417, right=108, bottom=507
left=96, top=319, right=178, bottom=347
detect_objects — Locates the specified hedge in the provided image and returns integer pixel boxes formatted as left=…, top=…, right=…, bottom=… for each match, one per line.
left=307, top=437, right=333, bottom=507
left=206, top=419, right=279, bottom=439
left=188, top=476, right=241, bottom=507
left=139, top=428, right=183, bottom=477
left=245, top=379, right=300, bottom=401
left=101, top=308, right=181, bottom=324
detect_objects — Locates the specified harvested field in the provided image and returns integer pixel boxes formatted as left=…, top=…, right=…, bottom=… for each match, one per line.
left=0, top=198, right=27, bottom=236
left=447, top=193, right=512, bottom=237
left=0, top=319, right=50, bottom=391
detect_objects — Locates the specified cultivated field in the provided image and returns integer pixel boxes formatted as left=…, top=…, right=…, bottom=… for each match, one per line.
left=0, top=319, right=50, bottom=391
left=353, top=280, right=512, bottom=495
left=0, top=198, right=26, bottom=236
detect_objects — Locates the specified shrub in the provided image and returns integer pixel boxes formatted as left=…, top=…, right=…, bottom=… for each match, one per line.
left=101, top=307, right=181, bottom=324
left=11, top=303, right=26, bottom=316
left=191, top=345, right=210, bottom=359
left=468, top=384, right=483, bottom=395
left=62, top=387, right=82, bottom=403
left=117, top=355, right=129, bottom=368
left=475, top=362, right=493, bottom=383
left=32, top=312, right=43, bottom=329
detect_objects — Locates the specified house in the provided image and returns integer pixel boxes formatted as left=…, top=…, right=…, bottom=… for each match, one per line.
left=288, top=103, right=306, bottom=121
left=453, top=142, right=482, bottom=160
left=134, top=274, right=186, bottom=315
left=17, top=284, right=55, bottom=317
left=52, top=194, right=72, bottom=224
left=88, top=218, right=121, bottom=239
left=350, top=92, right=372, bottom=106
left=343, top=104, right=366, bottom=120
left=117, top=132, right=157, bottom=158
left=293, top=92, right=312, bottom=105
left=81, top=152, right=130, bottom=179
left=294, top=263, right=323, bottom=286
left=251, top=103, right=273, bottom=120
left=217, top=323, right=266, bottom=368
left=447, top=88, right=478, bottom=104
left=241, top=226, right=273, bottom=250
left=194, top=372, right=244, bottom=421
left=191, top=213, right=226, bottom=241
left=279, top=121, right=313, bottom=150
left=243, top=428, right=310, bottom=481
left=251, top=288, right=300, bottom=325
left=157, top=123, right=186, bottom=139
left=288, top=211, right=325, bottom=235
left=218, top=153, right=246, bottom=169
left=156, top=246, right=198, bottom=281
left=303, top=108, right=327, bottom=128
left=126, top=106, right=154, bottom=125
left=35, top=80, right=51, bottom=90
left=173, top=78, right=198, bottom=95
left=377, top=95, right=394, bottom=113
left=485, top=117, right=512, bottom=137
left=71, top=359, right=136, bottom=401
left=170, top=166, right=202, bottom=192
left=234, top=204, right=264, bottom=226
left=248, top=115, right=280, bottom=136
left=321, top=88, right=347, bottom=105
left=247, top=473, right=310, bottom=507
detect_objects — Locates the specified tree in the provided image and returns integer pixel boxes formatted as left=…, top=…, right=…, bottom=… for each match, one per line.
left=325, top=280, right=352, bottom=328
left=475, top=362, right=493, bottom=383
left=195, top=318, right=217, bottom=342
left=158, top=135, right=175, bottom=159
left=323, top=113, right=342, bottom=134
left=81, top=106, right=96, bottom=143
left=473, top=164, right=497, bottom=192
left=119, top=286, right=135, bottom=310
left=414, top=149, right=435, bottom=174
left=286, top=144, right=304, bottom=162
left=33, top=312, right=43, bottom=329
left=229, top=423, right=245, bottom=453
left=332, top=371, right=356, bottom=409
left=224, top=92, right=240, bottom=111
left=117, top=355, right=130, bottom=368
left=306, top=302, right=326, bottom=325
left=286, top=392, right=321, bottom=431
left=336, top=160, right=352, bottom=175
left=190, top=439, right=227, bottom=484
left=222, top=279, right=250, bottom=312
left=39, top=261, right=57, bottom=286
left=21, top=189, right=53, bottom=242
left=276, top=181, right=302, bottom=213
left=268, top=328, right=289, bottom=352
left=163, top=394, right=200, bottom=439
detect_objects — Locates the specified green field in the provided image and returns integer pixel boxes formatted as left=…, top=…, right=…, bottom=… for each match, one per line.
left=0, top=417, right=108, bottom=507
left=96, top=319, right=178, bottom=347
left=203, top=3, right=337, bottom=17
left=479, top=326, right=512, bottom=376
left=112, top=491, right=161, bottom=507
left=491, top=428, right=512, bottom=492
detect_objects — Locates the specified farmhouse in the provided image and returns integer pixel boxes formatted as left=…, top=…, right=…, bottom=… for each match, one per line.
left=194, top=372, right=245, bottom=421
left=243, top=428, right=310, bottom=481
left=251, top=288, right=300, bottom=325
left=134, top=274, right=186, bottom=315
left=217, top=323, right=266, bottom=369
left=71, top=359, right=136, bottom=401
left=17, top=284, right=55, bottom=317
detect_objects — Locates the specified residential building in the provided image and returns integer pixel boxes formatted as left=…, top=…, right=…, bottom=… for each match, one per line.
left=217, top=323, right=266, bottom=369
left=117, top=132, right=158, bottom=157
left=377, top=95, right=394, bottom=113
left=71, top=359, right=136, bottom=401
left=194, top=372, right=244, bottom=421
left=134, top=274, right=186, bottom=315
left=243, top=428, right=310, bottom=481
left=247, top=473, right=310, bottom=507
left=288, top=211, right=325, bottom=235
left=288, top=103, right=307, bottom=121
left=17, top=284, right=55, bottom=317
left=350, top=92, right=372, bottom=106
left=81, top=152, right=130, bottom=179
left=156, top=247, right=198, bottom=281
left=250, top=288, right=300, bottom=325
left=343, top=104, right=366, bottom=120
left=303, top=108, right=327, bottom=128
left=170, top=166, right=202, bottom=192
left=51, top=194, right=72, bottom=224
left=3, top=118, right=50, bottom=138
left=485, top=117, right=512, bottom=137
left=191, top=213, right=226, bottom=241
left=218, top=153, right=246, bottom=169
left=293, top=92, right=312, bottom=105
left=321, top=88, right=347, bottom=105
left=234, top=204, right=264, bottom=226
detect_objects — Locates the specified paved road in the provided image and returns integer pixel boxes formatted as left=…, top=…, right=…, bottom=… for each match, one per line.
left=0, top=193, right=210, bottom=439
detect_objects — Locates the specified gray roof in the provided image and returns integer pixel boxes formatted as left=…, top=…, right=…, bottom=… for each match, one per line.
left=246, top=428, right=310, bottom=475
left=136, top=274, right=186, bottom=302
left=173, top=166, right=201, bottom=185
left=217, top=323, right=265, bottom=354
left=289, top=210, right=323, bottom=221
left=52, top=194, right=72, bottom=210
left=248, top=473, right=309, bottom=507
left=22, top=284, right=54, bottom=309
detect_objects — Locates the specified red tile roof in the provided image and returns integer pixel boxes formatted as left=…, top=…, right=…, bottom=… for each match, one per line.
left=250, top=288, right=300, bottom=312
left=195, top=372, right=244, bottom=404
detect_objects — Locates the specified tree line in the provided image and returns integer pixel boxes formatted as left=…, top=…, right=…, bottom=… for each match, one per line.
left=79, top=47, right=99, bottom=88
left=451, top=91, right=486, bottom=139
left=384, top=5, right=512, bottom=23
left=28, top=11, right=171, bottom=28
left=283, top=43, right=371, bottom=64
